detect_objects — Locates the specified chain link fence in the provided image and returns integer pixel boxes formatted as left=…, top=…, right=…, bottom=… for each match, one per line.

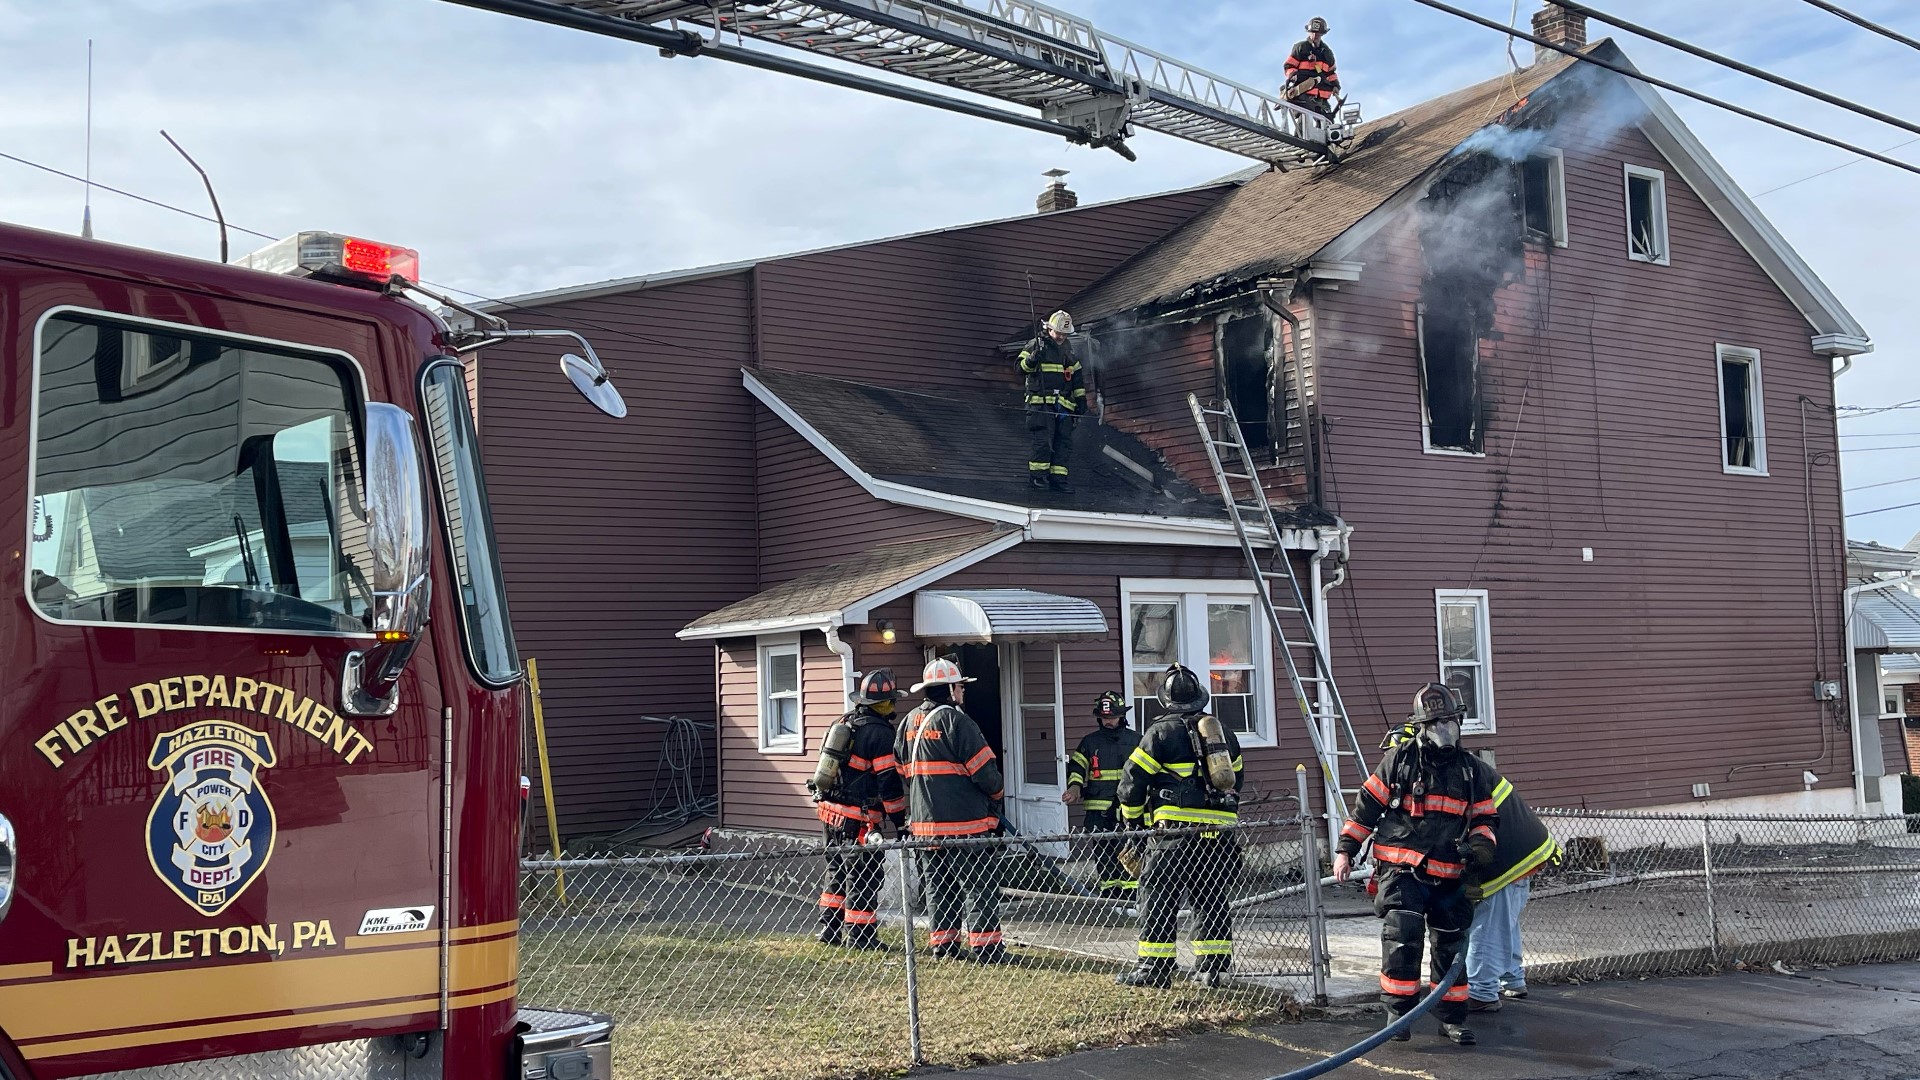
left=519, top=809, right=1920, bottom=1080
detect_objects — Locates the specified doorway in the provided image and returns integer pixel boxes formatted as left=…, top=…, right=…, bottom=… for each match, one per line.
left=953, top=643, right=1003, bottom=757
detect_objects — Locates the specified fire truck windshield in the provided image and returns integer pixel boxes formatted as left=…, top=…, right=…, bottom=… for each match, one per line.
left=29, top=311, right=376, bottom=635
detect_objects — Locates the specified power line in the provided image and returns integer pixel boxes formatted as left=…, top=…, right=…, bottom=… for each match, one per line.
left=0, top=150, right=277, bottom=241
left=1847, top=499, right=1920, bottom=518
left=1845, top=475, right=1920, bottom=493
left=1754, top=136, right=1920, bottom=197
left=1554, top=1, right=1920, bottom=140
left=1404, top=0, right=1920, bottom=179
left=1799, top=0, right=1920, bottom=53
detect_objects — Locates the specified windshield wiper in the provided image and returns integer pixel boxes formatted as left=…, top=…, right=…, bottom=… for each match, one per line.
left=232, top=514, right=261, bottom=589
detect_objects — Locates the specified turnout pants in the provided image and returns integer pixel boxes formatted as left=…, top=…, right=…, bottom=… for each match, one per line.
left=818, top=822, right=884, bottom=931
left=921, top=843, right=1002, bottom=952
left=1082, top=807, right=1137, bottom=894
left=1136, top=832, right=1241, bottom=971
left=1026, top=411, right=1077, bottom=479
left=1375, top=867, right=1474, bottom=1024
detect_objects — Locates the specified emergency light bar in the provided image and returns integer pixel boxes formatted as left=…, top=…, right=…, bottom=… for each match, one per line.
left=237, top=231, right=420, bottom=288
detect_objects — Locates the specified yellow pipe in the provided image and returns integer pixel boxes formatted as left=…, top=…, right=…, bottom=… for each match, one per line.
left=526, top=658, right=567, bottom=904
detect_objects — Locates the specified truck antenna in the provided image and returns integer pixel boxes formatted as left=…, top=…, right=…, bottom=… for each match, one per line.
left=81, top=40, right=93, bottom=239
left=160, top=130, right=229, bottom=263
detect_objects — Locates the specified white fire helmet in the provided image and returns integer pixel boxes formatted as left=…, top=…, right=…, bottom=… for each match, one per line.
left=911, top=657, right=977, bottom=694
left=1045, top=310, right=1076, bottom=336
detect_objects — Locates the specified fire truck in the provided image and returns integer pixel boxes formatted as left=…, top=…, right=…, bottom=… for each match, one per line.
left=0, top=220, right=621, bottom=1079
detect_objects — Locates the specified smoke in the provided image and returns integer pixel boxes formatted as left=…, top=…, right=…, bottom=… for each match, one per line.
left=1073, top=307, right=1189, bottom=373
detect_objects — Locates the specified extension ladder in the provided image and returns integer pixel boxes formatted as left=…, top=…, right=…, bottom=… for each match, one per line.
left=1187, top=393, right=1369, bottom=847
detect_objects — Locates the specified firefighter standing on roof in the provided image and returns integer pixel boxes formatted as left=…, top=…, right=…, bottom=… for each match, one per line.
left=1283, top=17, right=1340, bottom=118
left=1334, top=683, right=1503, bottom=1046
left=1019, top=310, right=1084, bottom=492
left=896, top=657, right=1014, bottom=964
left=1064, top=691, right=1142, bottom=897
left=1114, top=664, right=1244, bottom=988
left=810, top=669, right=910, bottom=950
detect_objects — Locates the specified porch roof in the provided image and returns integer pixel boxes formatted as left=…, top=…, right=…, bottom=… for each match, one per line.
left=1855, top=590, right=1920, bottom=652
left=913, top=589, right=1109, bottom=644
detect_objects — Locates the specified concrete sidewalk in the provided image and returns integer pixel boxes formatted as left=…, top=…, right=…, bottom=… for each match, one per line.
left=959, top=961, right=1920, bottom=1080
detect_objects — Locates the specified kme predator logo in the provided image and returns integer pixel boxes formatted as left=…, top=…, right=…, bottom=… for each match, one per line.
left=146, top=723, right=277, bottom=917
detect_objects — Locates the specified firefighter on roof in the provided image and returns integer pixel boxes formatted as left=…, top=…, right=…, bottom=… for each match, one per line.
left=896, top=657, right=1013, bottom=964
left=1064, top=691, right=1142, bottom=897
left=810, top=669, right=910, bottom=950
left=1334, top=683, right=1503, bottom=1046
left=1018, top=309, right=1084, bottom=492
left=1283, top=17, right=1340, bottom=118
left=1114, top=665, right=1244, bottom=988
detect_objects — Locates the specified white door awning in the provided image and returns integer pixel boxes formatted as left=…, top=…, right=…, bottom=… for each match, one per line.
left=913, top=589, right=1109, bottom=643
left=1855, top=590, right=1920, bottom=652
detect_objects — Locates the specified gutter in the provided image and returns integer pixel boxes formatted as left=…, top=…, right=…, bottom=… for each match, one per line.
left=1845, top=573, right=1916, bottom=814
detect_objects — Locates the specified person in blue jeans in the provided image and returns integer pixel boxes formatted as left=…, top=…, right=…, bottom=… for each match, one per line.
left=1466, top=876, right=1530, bottom=1010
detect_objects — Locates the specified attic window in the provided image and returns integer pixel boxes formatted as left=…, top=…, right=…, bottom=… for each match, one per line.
left=1521, top=150, right=1566, bottom=246
left=1418, top=306, right=1483, bottom=455
left=1625, top=164, right=1669, bottom=264
left=1217, top=314, right=1278, bottom=457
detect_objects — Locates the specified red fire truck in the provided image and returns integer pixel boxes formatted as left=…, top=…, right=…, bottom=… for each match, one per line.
left=0, top=220, right=620, bottom=1079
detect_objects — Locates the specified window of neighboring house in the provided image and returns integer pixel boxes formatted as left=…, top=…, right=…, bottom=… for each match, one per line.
left=1418, top=306, right=1483, bottom=455
left=1123, top=581, right=1276, bottom=745
left=1521, top=149, right=1567, bottom=246
left=1219, top=313, right=1278, bottom=457
left=1625, top=164, right=1669, bottom=264
left=1435, top=590, right=1495, bottom=734
left=759, top=638, right=803, bottom=753
left=1716, top=344, right=1767, bottom=475
left=1883, top=681, right=1905, bottom=719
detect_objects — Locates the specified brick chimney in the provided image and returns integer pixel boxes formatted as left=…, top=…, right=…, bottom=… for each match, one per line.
left=1036, top=168, right=1078, bottom=213
left=1530, top=2, right=1587, bottom=65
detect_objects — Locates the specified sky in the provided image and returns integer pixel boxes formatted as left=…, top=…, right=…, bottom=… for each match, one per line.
left=2, top=0, right=1917, bottom=546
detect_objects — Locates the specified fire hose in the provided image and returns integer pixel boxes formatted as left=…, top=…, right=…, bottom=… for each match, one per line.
left=1261, top=955, right=1465, bottom=1080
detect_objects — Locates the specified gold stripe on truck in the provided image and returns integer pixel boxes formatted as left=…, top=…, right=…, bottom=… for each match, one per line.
left=6, top=932, right=515, bottom=1059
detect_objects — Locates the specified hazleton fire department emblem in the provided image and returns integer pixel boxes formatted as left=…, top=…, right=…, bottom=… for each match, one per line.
left=146, top=722, right=278, bottom=917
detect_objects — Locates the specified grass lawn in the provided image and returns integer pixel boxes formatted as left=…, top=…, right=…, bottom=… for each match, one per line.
left=521, top=924, right=1297, bottom=1080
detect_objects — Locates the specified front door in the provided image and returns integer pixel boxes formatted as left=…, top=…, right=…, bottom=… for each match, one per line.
left=1005, top=643, right=1068, bottom=845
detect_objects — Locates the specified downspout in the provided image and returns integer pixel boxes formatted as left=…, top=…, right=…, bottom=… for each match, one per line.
left=1845, top=574, right=1916, bottom=814
left=824, top=620, right=857, bottom=702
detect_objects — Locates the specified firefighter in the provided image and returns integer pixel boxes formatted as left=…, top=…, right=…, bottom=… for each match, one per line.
left=1114, top=665, right=1244, bottom=989
left=1064, top=691, right=1142, bottom=897
left=1333, top=683, right=1503, bottom=1046
left=1283, top=17, right=1340, bottom=118
left=1018, top=309, right=1084, bottom=492
left=895, top=657, right=1013, bottom=964
left=810, top=669, right=910, bottom=950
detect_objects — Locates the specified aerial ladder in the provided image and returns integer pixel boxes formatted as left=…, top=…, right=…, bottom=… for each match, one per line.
left=1187, top=394, right=1369, bottom=852
left=445, top=0, right=1352, bottom=166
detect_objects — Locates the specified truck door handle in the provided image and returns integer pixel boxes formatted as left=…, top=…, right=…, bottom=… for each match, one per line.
left=0, top=814, right=14, bottom=926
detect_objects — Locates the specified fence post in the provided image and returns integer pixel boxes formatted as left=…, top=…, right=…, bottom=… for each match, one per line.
left=1297, top=765, right=1329, bottom=1005
left=1700, top=814, right=1720, bottom=965
left=898, top=847, right=925, bottom=1066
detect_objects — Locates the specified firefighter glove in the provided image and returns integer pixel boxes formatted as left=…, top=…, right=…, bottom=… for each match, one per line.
left=1466, top=835, right=1498, bottom=871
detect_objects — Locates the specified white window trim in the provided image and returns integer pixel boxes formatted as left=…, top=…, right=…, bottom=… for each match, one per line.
left=1416, top=308, right=1486, bottom=459
left=1434, top=589, right=1496, bottom=735
left=757, top=634, right=805, bottom=755
left=1714, top=343, right=1768, bottom=476
left=1624, top=163, right=1670, bottom=266
left=1528, top=148, right=1569, bottom=248
left=1119, top=578, right=1278, bottom=748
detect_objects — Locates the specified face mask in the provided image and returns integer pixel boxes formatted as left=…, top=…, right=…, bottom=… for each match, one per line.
left=1422, top=719, right=1462, bottom=751
left=871, top=700, right=895, bottom=716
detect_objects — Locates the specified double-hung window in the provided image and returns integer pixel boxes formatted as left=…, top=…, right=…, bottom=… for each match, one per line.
left=1434, top=590, right=1495, bottom=734
left=1122, top=580, right=1275, bottom=745
left=1715, top=344, right=1766, bottom=475
left=759, top=637, right=803, bottom=753
left=1624, top=164, right=1669, bottom=265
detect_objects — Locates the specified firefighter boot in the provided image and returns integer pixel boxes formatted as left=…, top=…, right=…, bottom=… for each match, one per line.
left=1191, top=954, right=1230, bottom=989
left=973, top=943, right=1016, bottom=966
left=846, top=925, right=889, bottom=952
left=815, top=920, right=843, bottom=947
left=1114, top=959, right=1174, bottom=989
left=1439, top=1023, right=1476, bottom=1046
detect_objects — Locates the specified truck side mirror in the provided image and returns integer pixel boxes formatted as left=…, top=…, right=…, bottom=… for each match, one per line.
left=342, top=402, right=431, bottom=716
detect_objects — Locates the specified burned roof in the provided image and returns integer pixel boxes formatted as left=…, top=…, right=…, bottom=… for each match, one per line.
left=682, top=529, right=1011, bottom=635
left=1071, top=48, right=1593, bottom=321
left=750, top=367, right=1225, bottom=521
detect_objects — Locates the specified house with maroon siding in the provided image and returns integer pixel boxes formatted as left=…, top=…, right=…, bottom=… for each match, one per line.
left=477, top=9, right=1876, bottom=843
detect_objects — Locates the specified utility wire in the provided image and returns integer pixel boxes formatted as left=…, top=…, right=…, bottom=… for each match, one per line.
left=1553, top=0, right=1920, bottom=140
left=1847, top=499, right=1920, bottom=518
left=1404, top=0, right=1920, bottom=179
left=1754, top=136, right=1920, bottom=197
left=1798, top=0, right=1920, bottom=53
left=1846, top=475, right=1920, bottom=493
left=1, top=150, right=277, bottom=241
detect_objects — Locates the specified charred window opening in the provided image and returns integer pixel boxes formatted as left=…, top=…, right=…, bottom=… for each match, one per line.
left=1418, top=306, right=1482, bottom=453
left=1520, top=150, right=1565, bottom=245
left=1625, top=165, right=1668, bottom=263
left=1717, top=345, right=1766, bottom=473
left=1218, top=313, right=1278, bottom=455
left=1416, top=153, right=1519, bottom=456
